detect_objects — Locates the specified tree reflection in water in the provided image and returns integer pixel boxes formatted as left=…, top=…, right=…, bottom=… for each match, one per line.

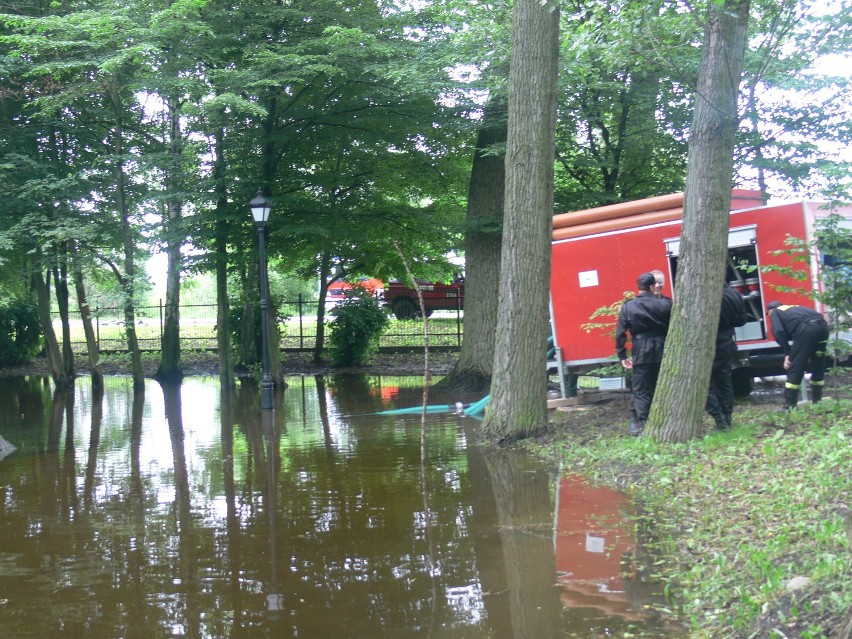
left=0, top=375, right=680, bottom=639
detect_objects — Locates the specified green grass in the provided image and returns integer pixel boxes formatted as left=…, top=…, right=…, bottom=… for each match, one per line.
left=529, top=400, right=852, bottom=638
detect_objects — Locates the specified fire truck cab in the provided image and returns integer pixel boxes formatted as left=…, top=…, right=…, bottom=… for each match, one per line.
left=549, top=191, right=851, bottom=396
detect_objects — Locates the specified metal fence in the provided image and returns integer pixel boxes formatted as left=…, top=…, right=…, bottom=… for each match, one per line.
left=54, top=296, right=463, bottom=353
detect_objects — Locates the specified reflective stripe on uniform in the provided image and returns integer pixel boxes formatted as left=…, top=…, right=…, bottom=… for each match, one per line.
left=810, top=380, right=825, bottom=387
left=785, top=382, right=801, bottom=390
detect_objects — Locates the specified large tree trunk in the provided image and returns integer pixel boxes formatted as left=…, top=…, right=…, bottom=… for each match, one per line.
left=71, top=244, right=104, bottom=391
left=156, top=98, right=184, bottom=385
left=32, top=268, right=72, bottom=391
left=648, top=0, right=751, bottom=443
left=435, top=97, right=506, bottom=394
left=481, top=0, right=560, bottom=441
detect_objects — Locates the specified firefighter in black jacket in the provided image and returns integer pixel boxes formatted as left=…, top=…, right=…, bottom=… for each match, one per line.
left=706, top=282, right=747, bottom=430
left=767, top=301, right=830, bottom=410
left=616, top=273, right=672, bottom=436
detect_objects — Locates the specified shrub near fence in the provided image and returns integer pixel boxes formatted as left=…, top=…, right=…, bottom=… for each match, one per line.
left=53, top=296, right=463, bottom=354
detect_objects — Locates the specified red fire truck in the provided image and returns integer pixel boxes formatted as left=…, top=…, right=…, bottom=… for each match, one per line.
left=549, top=190, right=851, bottom=396
left=382, top=278, right=464, bottom=320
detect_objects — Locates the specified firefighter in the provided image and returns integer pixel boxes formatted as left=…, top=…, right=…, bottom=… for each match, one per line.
left=766, top=301, right=830, bottom=410
left=615, top=273, right=672, bottom=436
left=706, top=282, right=747, bottom=430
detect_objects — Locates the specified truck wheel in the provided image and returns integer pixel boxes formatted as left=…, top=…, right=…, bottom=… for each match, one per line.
left=392, top=298, right=417, bottom=320
left=732, top=368, right=754, bottom=397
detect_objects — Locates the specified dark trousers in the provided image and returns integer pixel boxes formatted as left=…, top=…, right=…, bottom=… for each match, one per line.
left=786, top=319, right=830, bottom=389
left=632, top=362, right=661, bottom=422
left=706, top=337, right=736, bottom=418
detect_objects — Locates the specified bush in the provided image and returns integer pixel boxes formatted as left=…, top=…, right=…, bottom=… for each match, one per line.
left=327, top=293, right=389, bottom=366
left=0, top=300, right=41, bottom=365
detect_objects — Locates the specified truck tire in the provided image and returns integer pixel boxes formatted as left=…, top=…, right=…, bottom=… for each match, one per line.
left=732, top=368, right=754, bottom=397
left=392, top=298, right=418, bottom=320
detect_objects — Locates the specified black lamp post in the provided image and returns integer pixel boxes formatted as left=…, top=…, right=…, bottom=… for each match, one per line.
left=249, top=189, right=274, bottom=410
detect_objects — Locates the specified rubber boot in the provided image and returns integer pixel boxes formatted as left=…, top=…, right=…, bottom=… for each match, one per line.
left=713, top=414, right=729, bottom=431
left=628, top=419, right=644, bottom=436
left=811, top=386, right=823, bottom=403
left=724, top=413, right=733, bottom=430
left=781, top=387, right=799, bottom=411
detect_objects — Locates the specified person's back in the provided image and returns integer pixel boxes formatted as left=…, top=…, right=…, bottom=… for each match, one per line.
left=618, top=293, right=671, bottom=364
left=717, top=283, right=747, bottom=339
left=769, top=304, right=824, bottom=343
left=767, top=302, right=830, bottom=409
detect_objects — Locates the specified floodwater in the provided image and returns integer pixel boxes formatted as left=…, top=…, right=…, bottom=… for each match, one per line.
left=0, top=374, right=679, bottom=638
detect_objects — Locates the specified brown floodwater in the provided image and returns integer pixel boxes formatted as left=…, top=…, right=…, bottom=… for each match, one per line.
left=0, top=374, right=680, bottom=638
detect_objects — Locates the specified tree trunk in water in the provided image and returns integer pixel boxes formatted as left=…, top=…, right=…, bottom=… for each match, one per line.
left=32, top=269, right=72, bottom=391
left=238, top=258, right=257, bottom=368
left=52, top=256, right=75, bottom=381
left=215, top=231, right=234, bottom=389
left=436, top=97, right=506, bottom=394
left=121, top=273, right=145, bottom=392
left=267, top=296, right=284, bottom=389
left=482, top=0, right=560, bottom=441
left=648, top=0, right=750, bottom=443
left=71, top=245, right=104, bottom=391
left=483, top=447, right=561, bottom=638
left=156, top=218, right=183, bottom=384
left=313, top=252, right=333, bottom=364
left=112, top=87, right=145, bottom=391
left=156, top=98, right=184, bottom=385
left=465, top=442, right=513, bottom=639
left=212, top=126, right=234, bottom=389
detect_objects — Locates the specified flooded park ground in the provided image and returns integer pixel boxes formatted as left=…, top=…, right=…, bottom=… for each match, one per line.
left=0, top=367, right=683, bottom=639
left=2, top=350, right=851, bottom=638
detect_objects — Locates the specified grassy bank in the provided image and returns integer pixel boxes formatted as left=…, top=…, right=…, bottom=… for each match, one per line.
left=529, top=399, right=852, bottom=638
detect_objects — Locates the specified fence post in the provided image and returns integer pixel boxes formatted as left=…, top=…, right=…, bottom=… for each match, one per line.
left=298, top=294, right=304, bottom=349
left=456, top=295, right=462, bottom=348
left=96, top=307, right=100, bottom=349
left=159, top=299, right=163, bottom=341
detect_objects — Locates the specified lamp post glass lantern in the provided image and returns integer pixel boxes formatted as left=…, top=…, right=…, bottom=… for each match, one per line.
left=250, top=190, right=274, bottom=409
left=250, top=190, right=272, bottom=224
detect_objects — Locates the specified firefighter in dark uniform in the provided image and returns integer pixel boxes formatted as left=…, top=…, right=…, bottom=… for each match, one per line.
left=706, top=282, right=747, bottom=430
left=767, top=301, right=830, bottom=410
left=616, top=273, right=672, bottom=436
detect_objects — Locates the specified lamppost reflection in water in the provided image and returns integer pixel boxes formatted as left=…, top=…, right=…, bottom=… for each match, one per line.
left=263, top=408, right=286, bottom=625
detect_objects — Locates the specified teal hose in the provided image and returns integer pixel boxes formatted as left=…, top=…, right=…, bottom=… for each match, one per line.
left=464, top=395, right=490, bottom=417
left=373, top=394, right=490, bottom=417
left=375, top=404, right=454, bottom=415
